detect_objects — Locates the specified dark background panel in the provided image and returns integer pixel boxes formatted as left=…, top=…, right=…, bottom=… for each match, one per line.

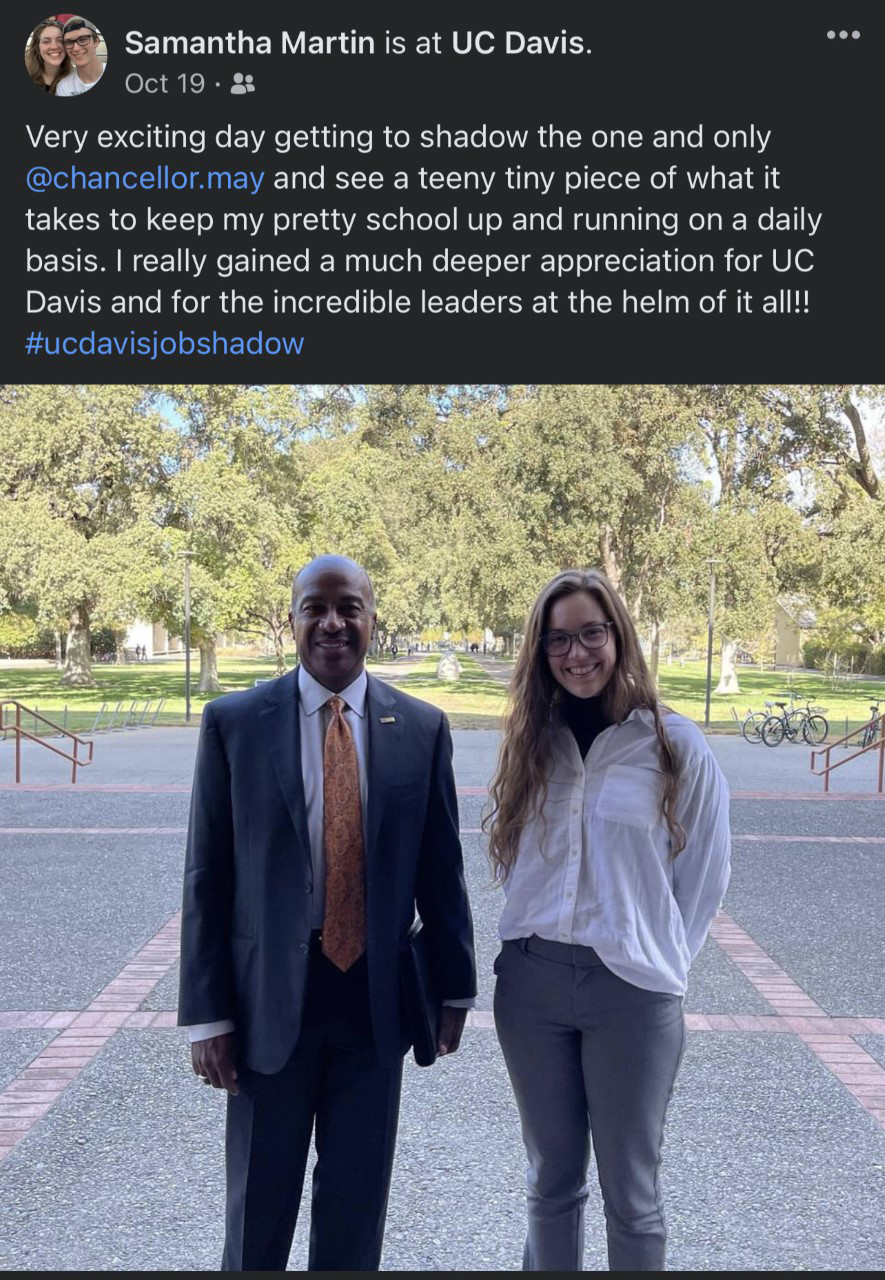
left=6, top=2, right=882, bottom=381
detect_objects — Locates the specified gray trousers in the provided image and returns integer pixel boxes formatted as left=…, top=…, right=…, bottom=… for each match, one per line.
left=494, top=936, right=685, bottom=1272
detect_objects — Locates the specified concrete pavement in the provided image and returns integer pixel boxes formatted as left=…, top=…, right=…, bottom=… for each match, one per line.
left=0, top=716, right=883, bottom=1270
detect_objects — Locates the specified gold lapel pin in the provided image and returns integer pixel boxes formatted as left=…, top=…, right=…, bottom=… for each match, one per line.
left=379, top=716, right=396, bottom=723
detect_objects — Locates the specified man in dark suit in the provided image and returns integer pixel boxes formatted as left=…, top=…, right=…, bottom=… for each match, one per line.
left=178, top=555, right=476, bottom=1271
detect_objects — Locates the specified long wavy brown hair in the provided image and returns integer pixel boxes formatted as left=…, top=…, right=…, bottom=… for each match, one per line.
left=25, top=21, right=70, bottom=92
left=484, top=569, right=685, bottom=883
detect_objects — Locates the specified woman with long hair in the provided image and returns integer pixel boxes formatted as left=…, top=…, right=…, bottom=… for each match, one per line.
left=485, top=569, right=730, bottom=1271
left=25, top=19, right=70, bottom=92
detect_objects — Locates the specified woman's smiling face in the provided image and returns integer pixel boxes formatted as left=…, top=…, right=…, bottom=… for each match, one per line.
left=545, top=590, right=617, bottom=699
left=38, top=26, right=66, bottom=68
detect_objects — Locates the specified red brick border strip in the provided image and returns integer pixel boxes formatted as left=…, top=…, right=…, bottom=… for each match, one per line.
left=0, top=827, right=188, bottom=835
left=3, top=783, right=884, bottom=800
left=0, top=913, right=181, bottom=1162
left=5, top=827, right=885, bottom=844
left=733, top=834, right=885, bottom=844
left=0, top=784, right=192, bottom=792
left=712, top=912, right=885, bottom=1129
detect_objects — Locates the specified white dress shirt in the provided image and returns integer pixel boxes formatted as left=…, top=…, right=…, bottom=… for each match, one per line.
left=498, top=708, right=731, bottom=996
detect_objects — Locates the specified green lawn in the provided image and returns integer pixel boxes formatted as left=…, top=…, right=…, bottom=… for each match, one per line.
left=0, top=654, right=881, bottom=741
left=656, top=660, right=882, bottom=740
left=0, top=657, right=292, bottom=736
left=382, top=654, right=508, bottom=729
left=0, top=653, right=509, bottom=735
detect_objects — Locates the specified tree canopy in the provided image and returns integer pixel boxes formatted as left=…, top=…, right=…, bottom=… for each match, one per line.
left=2, top=383, right=882, bottom=687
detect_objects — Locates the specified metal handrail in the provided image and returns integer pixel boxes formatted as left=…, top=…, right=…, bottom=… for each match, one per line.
left=0, top=699, right=94, bottom=784
left=810, top=712, right=885, bottom=793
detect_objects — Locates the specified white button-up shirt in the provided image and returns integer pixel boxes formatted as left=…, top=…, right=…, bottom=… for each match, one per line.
left=498, top=708, right=731, bottom=995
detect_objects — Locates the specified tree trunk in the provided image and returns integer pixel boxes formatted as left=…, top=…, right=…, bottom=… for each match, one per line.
left=714, top=637, right=741, bottom=694
left=271, top=620, right=288, bottom=676
left=114, top=629, right=127, bottom=663
left=197, top=635, right=221, bottom=693
left=649, top=620, right=661, bottom=685
left=597, top=526, right=622, bottom=591
left=54, top=630, right=64, bottom=669
left=60, top=605, right=96, bottom=687
left=272, top=630, right=287, bottom=676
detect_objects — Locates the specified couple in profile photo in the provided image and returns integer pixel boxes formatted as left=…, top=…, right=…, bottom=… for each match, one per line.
left=25, top=14, right=105, bottom=96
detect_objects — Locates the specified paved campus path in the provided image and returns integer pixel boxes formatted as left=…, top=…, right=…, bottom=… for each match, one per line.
left=1, top=682, right=884, bottom=1269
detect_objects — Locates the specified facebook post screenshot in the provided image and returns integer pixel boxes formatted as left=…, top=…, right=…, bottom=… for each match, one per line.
left=1, top=3, right=883, bottom=1273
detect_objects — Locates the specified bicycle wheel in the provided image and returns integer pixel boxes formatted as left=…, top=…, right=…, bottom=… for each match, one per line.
left=803, top=714, right=828, bottom=745
left=761, top=715, right=785, bottom=746
left=785, top=711, right=806, bottom=741
left=861, top=722, right=876, bottom=749
left=741, top=712, right=767, bottom=743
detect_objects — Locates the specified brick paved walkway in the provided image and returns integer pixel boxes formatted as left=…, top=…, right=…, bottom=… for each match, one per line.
left=1, top=725, right=883, bottom=1270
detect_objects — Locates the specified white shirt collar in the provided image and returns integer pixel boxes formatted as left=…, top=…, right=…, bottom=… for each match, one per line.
left=297, top=664, right=368, bottom=717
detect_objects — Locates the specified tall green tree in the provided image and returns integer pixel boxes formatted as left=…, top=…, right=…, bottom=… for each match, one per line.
left=0, top=386, right=171, bottom=686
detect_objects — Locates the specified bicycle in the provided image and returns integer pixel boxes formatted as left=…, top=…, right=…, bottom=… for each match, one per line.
left=740, top=701, right=775, bottom=744
left=860, top=699, right=881, bottom=749
left=761, top=695, right=828, bottom=747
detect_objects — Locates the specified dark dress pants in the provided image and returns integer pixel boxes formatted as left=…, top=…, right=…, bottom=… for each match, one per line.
left=222, top=943, right=404, bottom=1272
left=494, top=936, right=686, bottom=1272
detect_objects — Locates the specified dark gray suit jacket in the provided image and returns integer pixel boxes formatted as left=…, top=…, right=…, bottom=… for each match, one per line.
left=178, top=668, right=476, bottom=1073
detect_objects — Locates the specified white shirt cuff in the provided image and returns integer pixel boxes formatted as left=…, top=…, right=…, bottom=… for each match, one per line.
left=186, top=1019, right=236, bottom=1042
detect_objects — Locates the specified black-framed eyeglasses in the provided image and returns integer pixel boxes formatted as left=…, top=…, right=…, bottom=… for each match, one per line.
left=540, top=622, right=615, bottom=656
left=63, top=32, right=96, bottom=49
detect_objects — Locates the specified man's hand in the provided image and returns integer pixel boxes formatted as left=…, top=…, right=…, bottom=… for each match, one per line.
left=437, top=1006, right=468, bottom=1057
left=191, top=1031, right=239, bottom=1094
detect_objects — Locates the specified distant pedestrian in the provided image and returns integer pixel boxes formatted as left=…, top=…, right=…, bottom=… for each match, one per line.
left=391, top=643, right=398, bottom=660
left=134, top=644, right=141, bottom=661
left=485, top=568, right=731, bottom=1272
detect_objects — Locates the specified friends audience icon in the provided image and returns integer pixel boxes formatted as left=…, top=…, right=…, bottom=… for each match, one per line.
left=230, top=72, right=255, bottom=94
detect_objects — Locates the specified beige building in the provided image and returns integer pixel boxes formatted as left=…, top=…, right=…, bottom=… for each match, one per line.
left=773, top=597, right=816, bottom=667
left=123, top=621, right=183, bottom=659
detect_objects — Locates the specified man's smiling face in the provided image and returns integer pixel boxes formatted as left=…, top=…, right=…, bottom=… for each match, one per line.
left=63, top=25, right=99, bottom=70
left=289, top=560, right=376, bottom=693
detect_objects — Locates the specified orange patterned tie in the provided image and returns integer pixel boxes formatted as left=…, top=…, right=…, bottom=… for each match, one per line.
left=321, top=696, right=366, bottom=971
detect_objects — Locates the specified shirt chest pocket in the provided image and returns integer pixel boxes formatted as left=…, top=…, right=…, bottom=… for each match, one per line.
left=596, top=764, right=662, bottom=831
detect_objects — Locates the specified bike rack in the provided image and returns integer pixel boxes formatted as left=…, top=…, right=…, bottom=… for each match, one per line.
left=0, top=699, right=94, bottom=784
left=89, top=703, right=108, bottom=734
left=104, top=701, right=124, bottom=731
left=810, top=712, right=885, bottom=793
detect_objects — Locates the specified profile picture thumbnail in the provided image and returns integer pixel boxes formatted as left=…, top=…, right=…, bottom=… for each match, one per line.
left=25, top=13, right=107, bottom=96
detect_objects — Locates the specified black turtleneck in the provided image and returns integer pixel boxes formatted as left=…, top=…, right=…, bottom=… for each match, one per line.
left=558, top=689, right=612, bottom=759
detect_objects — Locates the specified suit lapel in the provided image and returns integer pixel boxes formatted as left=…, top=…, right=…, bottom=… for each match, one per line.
left=365, top=674, right=404, bottom=860
left=259, top=668, right=311, bottom=855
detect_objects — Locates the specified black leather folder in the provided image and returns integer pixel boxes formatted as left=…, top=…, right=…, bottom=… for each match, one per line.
left=399, top=918, right=439, bottom=1067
